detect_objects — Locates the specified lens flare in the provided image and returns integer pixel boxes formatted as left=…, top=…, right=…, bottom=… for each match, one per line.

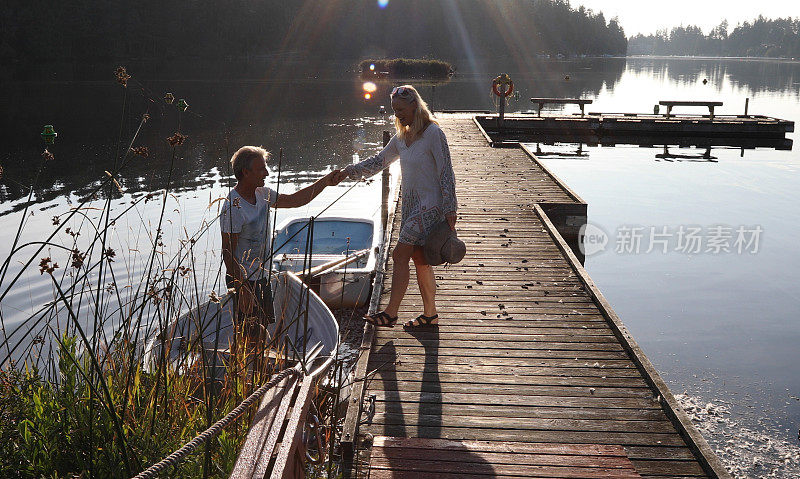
left=362, top=81, right=377, bottom=93
left=364, top=93, right=372, bottom=100
left=377, top=0, right=389, bottom=8
left=369, top=63, right=375, bottom=71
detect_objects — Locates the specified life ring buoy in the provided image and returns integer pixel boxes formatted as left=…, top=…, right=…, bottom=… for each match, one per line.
left=492, top=74, right=514, bottom=98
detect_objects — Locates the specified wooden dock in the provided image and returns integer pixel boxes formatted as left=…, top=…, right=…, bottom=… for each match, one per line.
left=342, top=114, right=731, bottom=478
left=475, top=112, right=794, bottom=149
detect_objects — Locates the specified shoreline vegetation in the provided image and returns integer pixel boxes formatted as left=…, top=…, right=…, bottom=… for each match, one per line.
left=0, top=82, right=256, bottom=474
left=0, top=68, right=348, bottom=477
left=2, top=2, right=797, bottom=82
left=359, top=58, right=454, bottom=80
left=1, top=0, right=627, bottom=77
left=628, top=17, right=800, bottom=58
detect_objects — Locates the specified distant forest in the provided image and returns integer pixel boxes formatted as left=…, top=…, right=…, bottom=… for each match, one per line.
left=628, top=17, right=800, bottom=58
left=0, top=0, right=626, bottom=70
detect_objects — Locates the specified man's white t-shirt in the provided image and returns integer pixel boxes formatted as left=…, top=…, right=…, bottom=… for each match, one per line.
left=220, top=186, right=279, bottom=281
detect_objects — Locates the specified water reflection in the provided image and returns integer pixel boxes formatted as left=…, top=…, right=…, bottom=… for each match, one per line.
left=0, top=58, right=624, bottom=209
left=655, top=145, right=717, bottom=162
left=626, top=57, right=800, bottom=97
left=526, top=140, right=792, bottom=163
left=22, top=57, right=790, bottom=210
left=0, top=112, right=391, bottom=215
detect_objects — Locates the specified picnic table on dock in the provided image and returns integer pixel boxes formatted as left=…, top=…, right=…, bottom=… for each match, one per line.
left=342, top=113, right=731, bottom=478
left=660, top=100, right=723, bottom=120
left=531, top=97, right=594, bottom=117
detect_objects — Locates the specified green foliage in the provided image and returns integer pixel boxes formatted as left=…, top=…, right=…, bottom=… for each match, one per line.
left=0, top=61, right=301, bottom=476
left=628, top=17, right=800, bottom=58
left=359, top=58, right=452, bottom=79
left=1, top=0, right=627, bottom=69
left=0, top=335, right=246, bottom=477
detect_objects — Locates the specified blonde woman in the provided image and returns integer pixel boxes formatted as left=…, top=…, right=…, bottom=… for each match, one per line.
left=336, top=85, right=457, bottom=328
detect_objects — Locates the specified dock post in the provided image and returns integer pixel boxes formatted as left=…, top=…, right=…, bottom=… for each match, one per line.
left=381, top=130, right=390, bottom=234
left=745, top=97, right=749, bottom=117
left=498, top=94, right=505, bottom=129
left=492, top=73, right=513, bottom=130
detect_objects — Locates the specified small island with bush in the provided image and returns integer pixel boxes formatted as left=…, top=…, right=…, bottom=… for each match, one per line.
left=359, top=58, right=454, bottom=80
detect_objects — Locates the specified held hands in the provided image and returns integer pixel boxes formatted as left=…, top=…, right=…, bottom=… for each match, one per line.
left=325, top=168, right=350, bottom=187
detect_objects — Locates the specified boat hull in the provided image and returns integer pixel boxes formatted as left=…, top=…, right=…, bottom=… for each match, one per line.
left=143, top=271, right=338, bottom=374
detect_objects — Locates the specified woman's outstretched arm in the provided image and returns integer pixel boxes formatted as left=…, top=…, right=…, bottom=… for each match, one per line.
left=275, top=170, right=341, bottom=208
left=344, top=135, right=401, bottom=180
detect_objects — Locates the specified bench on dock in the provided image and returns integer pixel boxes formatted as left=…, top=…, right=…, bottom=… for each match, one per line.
left=530, top=98, right=593, bottom=117
left=659, top=100, right=723, bottom=120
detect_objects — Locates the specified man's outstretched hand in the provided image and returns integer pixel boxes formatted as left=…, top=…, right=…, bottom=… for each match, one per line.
left=327, top=168, right=350, bottom=186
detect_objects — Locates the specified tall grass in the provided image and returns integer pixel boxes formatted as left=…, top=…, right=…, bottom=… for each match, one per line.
left=0, top=66, right=381, bottom=479
left=1, top=334, right=255, bottom=477
left=0, top=68, right=306, bottom=477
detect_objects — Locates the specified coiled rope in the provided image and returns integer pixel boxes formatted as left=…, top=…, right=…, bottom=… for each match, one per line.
left=132, top=366, right=301, bottom=479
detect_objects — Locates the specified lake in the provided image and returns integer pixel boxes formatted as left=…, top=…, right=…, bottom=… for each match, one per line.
left=1, top=57, right=798, bottom=477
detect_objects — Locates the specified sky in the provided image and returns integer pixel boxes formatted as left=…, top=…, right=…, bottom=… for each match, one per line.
left=573, top=0, right=800, bottom=36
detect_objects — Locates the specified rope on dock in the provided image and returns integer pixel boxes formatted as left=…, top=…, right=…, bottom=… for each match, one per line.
left=131, top=367, right=301, bottom=479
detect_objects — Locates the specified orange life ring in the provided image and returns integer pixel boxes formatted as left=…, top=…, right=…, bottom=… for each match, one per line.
left=492, top=76, right=514, bottom=97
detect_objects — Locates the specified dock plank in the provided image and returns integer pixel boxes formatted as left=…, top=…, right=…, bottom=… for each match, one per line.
left=346, top=116, right=729, bottom=478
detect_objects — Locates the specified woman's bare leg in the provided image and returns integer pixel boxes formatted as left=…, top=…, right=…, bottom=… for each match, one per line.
left=383, top=242, right=414, bottom=317
left=412, top=246, right=437, bottom=317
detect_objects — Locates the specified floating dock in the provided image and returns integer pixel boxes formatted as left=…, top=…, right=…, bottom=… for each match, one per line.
left=342, top=114, right=731, bottom=478
left=475, top=112, right=794, bottom=149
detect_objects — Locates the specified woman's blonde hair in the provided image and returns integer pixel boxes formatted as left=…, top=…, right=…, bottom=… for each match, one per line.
left=392, top=85, right=437, bottom=141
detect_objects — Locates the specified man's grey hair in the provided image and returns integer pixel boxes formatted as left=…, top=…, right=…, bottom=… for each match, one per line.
left=230, top=145, right=270, bottom=180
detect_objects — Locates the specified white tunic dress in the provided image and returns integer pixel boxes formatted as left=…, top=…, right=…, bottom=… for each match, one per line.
left=347, top=122, right=457, bottom=245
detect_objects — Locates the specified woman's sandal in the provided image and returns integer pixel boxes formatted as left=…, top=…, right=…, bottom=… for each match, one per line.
left=364, top=311, right=398, bottom=327
left=403, top=313, right=439, bottom=329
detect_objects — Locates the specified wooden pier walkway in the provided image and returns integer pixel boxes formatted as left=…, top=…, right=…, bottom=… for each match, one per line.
left=343, top=115, right=730, bottom=478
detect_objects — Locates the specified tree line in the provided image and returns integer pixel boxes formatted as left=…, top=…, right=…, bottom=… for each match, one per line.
left=628, top=17, right=800, bottom=58
left=0, top=0, right=627, bottom=72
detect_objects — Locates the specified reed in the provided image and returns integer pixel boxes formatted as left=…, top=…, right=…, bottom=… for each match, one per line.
left=0, top=66, right=369, bottom=478
left=0, top=68, right=298, bottom=477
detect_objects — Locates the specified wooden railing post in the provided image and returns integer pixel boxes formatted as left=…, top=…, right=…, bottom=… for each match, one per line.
left=340, top=130, right=396, bottom=467
left=498, top=93, right=506, bottom=128
left=381, top=130, right=390, bottom=234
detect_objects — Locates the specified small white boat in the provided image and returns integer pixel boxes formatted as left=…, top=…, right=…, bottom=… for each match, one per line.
left=271, top=216, right=379, bottom=309
left=143, top=271, right=338, bottom=376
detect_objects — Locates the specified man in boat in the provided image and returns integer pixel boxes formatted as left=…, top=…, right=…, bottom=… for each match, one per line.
left=221, top=146, right=342, bottom=338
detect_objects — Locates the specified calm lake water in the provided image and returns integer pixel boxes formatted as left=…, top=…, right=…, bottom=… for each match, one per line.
left=1, top=57, right=799, bottom=477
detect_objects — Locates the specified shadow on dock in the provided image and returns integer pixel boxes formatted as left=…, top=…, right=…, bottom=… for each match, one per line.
left=361, top=335, right=499, bottom=477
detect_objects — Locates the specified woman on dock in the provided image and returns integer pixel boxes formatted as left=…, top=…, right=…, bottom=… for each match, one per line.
left=337, top=85, right=458, bottom=328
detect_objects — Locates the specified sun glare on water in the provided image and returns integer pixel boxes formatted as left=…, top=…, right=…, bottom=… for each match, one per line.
left=363, top=82, right=377, bottom=100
